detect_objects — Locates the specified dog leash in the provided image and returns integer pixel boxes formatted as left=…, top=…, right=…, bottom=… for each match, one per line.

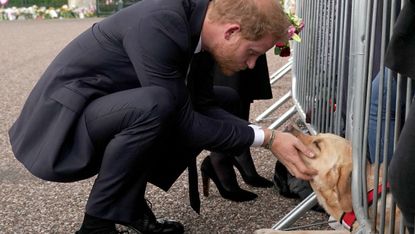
left=281, top=220, right=338, bottom=231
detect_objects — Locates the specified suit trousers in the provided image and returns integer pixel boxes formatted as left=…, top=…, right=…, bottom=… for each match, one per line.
left=76, top=85, right=241, bottom=223
left=79, top=86, right=175, bottom=223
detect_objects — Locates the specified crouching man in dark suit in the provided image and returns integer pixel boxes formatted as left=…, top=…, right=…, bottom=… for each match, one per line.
left=8, top=0, right=317, bottom=233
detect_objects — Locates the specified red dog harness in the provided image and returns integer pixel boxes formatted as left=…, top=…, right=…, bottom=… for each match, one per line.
left=339, top=183, right=390, bottom=231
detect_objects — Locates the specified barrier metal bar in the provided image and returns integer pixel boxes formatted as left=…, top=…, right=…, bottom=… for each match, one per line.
left=334, top=0, right=349, bottom=136
left=330, top=0, right=337, bottom=132
left=255, top=91, right=292, bottom=123
left=302, top=0, right=311, bottom=112
left=294, top=4, right=303, bottom=113
left=292, top=65, right=317, bottom=136
left=292, top=0, right=306, bottom=123
left=319, top=0, right=328, bottom=132
left=334, top=0, right=343, bottom=133
left=366, top=0, right=382, bottom=230
left=268, top=106, right=296, bottom=130
left=326, top=0, right=336, bottom=132
left=308, top=0, right=318, bottom=122
left=361, top=0, right=377, bottom=218
left=305, top=0, right=315, bottom=129
left=254, top=58, right=293, bottom=123
left=271, top=193, right=318, bottom=230
left=302, top=0, right=309, bottom=112
left=327, top=0, right=337, bottom=133
left=319, top=0, right=328, bottom=133
left=348, top=0, right=373, bottom=232
left=375, top=1, right=393, bottom=233
left=313, top=0, right=322, bottom=132
left=270, top=58, right=293, bottom=85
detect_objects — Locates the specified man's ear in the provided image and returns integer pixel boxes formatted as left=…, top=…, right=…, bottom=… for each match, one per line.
left=224, top=24, right=241, bottom=40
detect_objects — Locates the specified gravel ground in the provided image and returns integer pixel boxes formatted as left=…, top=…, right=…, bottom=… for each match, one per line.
left=0, top=18, right=329, bottom=233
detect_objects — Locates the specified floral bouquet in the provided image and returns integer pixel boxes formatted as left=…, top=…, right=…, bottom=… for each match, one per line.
left=274, top=3, right=304, bottom=57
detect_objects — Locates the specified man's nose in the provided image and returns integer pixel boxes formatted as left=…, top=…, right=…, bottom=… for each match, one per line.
left=246, top=57, right=257, bottom=69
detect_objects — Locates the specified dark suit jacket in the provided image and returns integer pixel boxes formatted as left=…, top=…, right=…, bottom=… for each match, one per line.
left=8, top=0, right=254, bottom=190
left=385, top=0, right=415, bottom=78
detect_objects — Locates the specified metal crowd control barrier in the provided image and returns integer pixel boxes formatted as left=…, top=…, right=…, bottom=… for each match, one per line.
left=255, top=57, right=295, bottom=130
left=264, top=0, right=413, bottom=233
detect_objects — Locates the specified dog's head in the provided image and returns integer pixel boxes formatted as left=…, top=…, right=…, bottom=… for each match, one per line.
left=287, top=125, right=353, bottom=216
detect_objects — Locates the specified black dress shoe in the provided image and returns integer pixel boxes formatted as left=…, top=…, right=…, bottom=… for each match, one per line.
left=200, top=156, right=257, bottom=202
left=126, top=218, right=184, bottom=234
left=76, top=213, right=126, bottom=234
left=123, top=200, right=184, bottom=234
left=76, top=228, right=126, bottom=234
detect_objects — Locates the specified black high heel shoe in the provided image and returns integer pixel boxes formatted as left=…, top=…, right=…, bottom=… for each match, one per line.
left=232, top=151, right=274, bottom=188
left=201, top=156, right=257, bottom=202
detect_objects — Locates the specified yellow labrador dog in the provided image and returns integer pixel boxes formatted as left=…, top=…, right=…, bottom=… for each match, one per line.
left=256, top=126, right=400, bottom=234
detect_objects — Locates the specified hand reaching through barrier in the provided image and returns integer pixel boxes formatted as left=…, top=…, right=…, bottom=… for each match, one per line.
left=262, top=129, right=317, bottom=181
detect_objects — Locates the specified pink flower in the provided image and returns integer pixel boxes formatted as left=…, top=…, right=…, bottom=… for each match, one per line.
left=274, top=12, right=303, bottom=57
left=298, top=21, right=305, bottom=31
left=288, top=25, right=296, bottom=39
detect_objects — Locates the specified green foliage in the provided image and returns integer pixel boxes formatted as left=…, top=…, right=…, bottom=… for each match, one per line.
left=6, top=0, right=68, bottom=8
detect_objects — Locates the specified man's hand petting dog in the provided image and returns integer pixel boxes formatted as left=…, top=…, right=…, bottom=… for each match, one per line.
left=264, top=129, right=317, bottom=181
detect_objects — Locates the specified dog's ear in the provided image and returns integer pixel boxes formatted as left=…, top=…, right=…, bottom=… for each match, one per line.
left=336, top=164, right=353, bottom=212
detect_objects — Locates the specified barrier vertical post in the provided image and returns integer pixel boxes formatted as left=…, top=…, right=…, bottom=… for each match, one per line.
left=347, top=0, right=374, bottom=232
